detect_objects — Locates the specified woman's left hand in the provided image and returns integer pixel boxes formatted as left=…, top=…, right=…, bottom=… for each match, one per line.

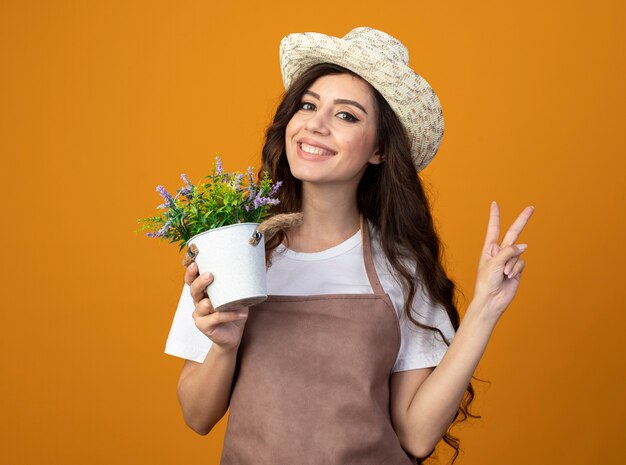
left=471, top=201, right=535, bottom=321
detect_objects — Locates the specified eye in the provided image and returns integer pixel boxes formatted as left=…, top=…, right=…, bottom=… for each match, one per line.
left=299, top=101, right=315, bottom=111
left=337, top=111, right=359, bottom=123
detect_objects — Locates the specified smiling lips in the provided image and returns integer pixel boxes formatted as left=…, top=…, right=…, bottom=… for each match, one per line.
left=298, top=142, right=336, bottom=157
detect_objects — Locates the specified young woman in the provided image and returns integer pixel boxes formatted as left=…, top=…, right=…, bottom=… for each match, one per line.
left=165, top=27, right=534, bottom=464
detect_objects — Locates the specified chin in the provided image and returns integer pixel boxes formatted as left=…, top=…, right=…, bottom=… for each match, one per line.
left=288, top=166, right=325, bottom=183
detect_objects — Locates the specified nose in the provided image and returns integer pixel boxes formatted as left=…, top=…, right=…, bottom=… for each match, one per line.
left=304, top=108, right=330, bottom=135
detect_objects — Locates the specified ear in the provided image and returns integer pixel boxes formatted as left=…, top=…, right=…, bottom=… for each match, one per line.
left=368, top=147, right=384, bottom=165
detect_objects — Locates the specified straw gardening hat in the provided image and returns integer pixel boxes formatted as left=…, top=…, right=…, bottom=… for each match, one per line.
left=279, top=27, right=444, bottom=172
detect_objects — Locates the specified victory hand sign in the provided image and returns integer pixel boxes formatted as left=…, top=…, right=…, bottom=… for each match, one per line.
left=471, top=201, right=535, bottom=321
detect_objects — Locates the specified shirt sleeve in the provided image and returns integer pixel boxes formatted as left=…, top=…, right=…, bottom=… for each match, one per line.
left=369, top=224, right=456, bottom=372
left=391, top=283, right=456, bottom=372
left=164, top=283, right=213, bottom=363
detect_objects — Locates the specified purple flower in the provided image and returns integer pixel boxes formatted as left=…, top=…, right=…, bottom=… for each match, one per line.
left=181, top=173, right=192, bottom=186
left=145, top=219, right=172, bottom=238
left=252, top=192, right=280, bottom=210
left=179, top=187, right=193, bottom=199
left=246, top=166, right=257, bottom=197
left=268, top=180, right=282, bottom=197
left=157, top=219, right=172, bottom=237
left=233, top=173, right=244, bottom=190
left=159, top=219, right=172, bottom=236
left=156, top=185, right=174, bottom=206
left=215, top=156, right=223, bottom=176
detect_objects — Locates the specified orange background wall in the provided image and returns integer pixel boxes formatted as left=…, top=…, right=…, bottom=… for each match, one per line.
left=1, top=1, right=624, bottom=464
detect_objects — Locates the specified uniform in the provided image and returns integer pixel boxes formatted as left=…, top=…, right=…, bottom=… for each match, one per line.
left=165, top=216, right=455, bottom=463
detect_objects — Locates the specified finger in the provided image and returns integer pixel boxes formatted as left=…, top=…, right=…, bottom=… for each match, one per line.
left=194, top=310, right=249, bottom=334
left=194, top=298, right=215, bottom=318
left=184, top=262, right=199, bottom=286
left=489, top=243, right=501, bottom=257
left=503, top=256, right=519, bottom=277
left=493, top=244, right=528, bottom=268
left=508, top=258, right=526, bottom=280
left=483, top=201, right=501, bottom=252
left=190, top=272, right=213, bottom=307
left=500, top=206, right=535, bottom=247
left=236, top=307, right=249, bottom=317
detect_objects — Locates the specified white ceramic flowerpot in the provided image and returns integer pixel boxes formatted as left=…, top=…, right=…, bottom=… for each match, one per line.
left=187, top=223, right=267, bottom=311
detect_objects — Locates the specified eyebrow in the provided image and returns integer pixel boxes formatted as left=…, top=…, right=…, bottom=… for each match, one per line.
left=303, top=90, right=369, bottom=115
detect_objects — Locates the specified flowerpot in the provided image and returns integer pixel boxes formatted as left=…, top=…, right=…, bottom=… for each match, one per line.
left=187, top=223, right=267, bottom=311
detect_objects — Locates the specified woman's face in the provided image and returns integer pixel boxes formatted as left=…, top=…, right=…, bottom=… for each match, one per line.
left=284, top=73, right=381, bottom=188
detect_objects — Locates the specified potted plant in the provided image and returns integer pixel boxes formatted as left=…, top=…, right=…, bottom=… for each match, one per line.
left=136, top=155, right=283, bottom=311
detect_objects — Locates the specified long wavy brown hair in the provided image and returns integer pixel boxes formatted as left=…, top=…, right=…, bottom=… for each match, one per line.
left=259, top=62, right=482, bottom=464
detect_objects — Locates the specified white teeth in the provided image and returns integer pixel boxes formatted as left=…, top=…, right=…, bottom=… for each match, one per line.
left=300, top=143, right=334, bottom=156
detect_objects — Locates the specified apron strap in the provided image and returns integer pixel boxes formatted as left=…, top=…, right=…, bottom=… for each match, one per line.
left=360, top=214, right=386, bottom=296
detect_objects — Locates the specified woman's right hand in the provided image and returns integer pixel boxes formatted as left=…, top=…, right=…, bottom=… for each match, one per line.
left=185, top=262, right=249, bottom=353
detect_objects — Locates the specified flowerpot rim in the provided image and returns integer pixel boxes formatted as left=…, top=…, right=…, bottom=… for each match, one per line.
left=186, top=222, right=261, bottom=246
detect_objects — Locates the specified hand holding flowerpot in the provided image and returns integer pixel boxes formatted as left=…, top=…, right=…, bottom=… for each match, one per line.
left=185, top=262, right=249, bottom=352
